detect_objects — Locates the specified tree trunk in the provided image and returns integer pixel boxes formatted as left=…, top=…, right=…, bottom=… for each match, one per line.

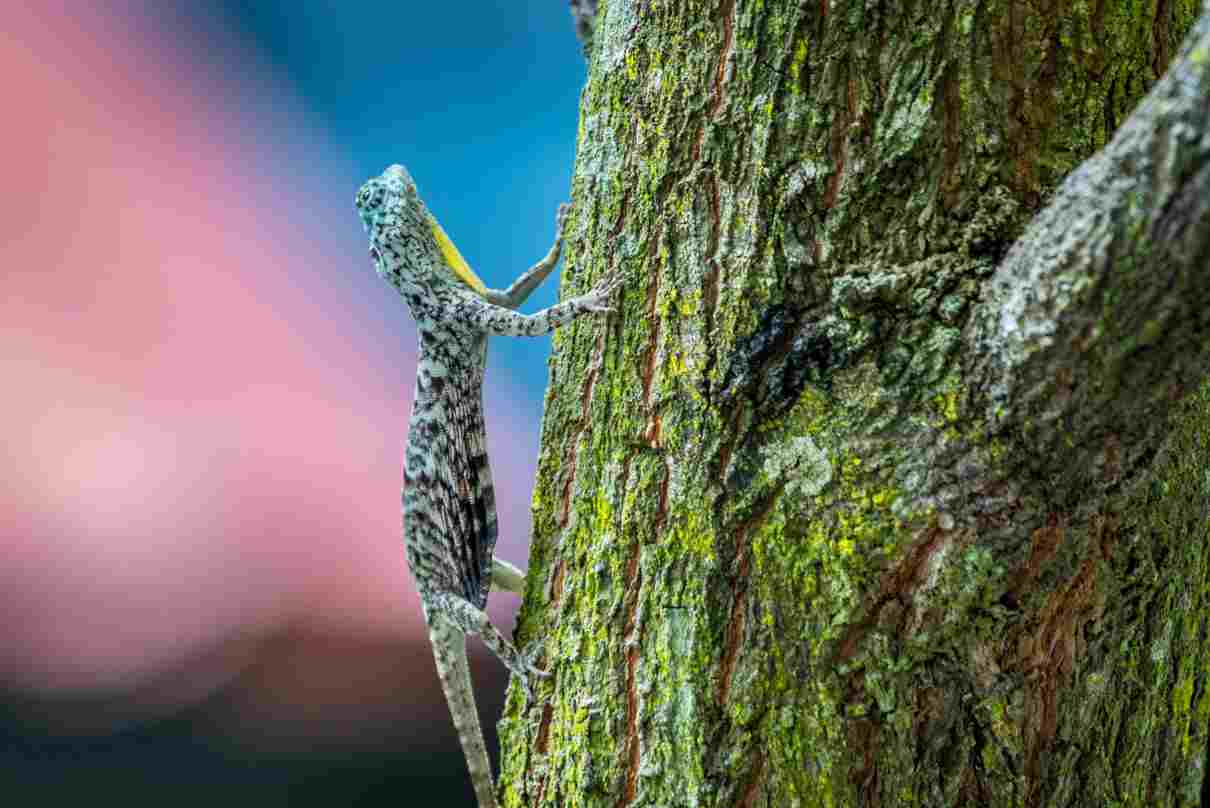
left=500, top=1, right=1210, bottom=805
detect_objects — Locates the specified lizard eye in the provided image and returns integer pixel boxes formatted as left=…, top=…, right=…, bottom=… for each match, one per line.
left=356, top=183, right=385, bottom=211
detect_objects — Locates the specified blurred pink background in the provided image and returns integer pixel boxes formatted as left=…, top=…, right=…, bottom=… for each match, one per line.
left=1, top=5, right=567, bottom=787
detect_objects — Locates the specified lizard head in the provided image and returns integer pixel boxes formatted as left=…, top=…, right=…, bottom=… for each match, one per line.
left=356, top=164, right=487, bottom=297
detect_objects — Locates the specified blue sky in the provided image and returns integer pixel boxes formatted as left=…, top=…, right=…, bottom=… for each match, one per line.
left=195, top=0, right=590, bottom=403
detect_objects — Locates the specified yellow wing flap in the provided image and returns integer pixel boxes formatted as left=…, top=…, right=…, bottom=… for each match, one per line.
left=428, top=216, right=487, bottom=296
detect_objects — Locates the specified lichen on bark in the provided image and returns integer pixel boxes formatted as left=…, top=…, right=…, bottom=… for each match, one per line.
left=498, top=1, right=1210, bottom=806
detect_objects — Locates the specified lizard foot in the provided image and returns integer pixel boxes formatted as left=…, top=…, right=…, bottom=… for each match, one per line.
left=510, top=641, right=551, bottom=702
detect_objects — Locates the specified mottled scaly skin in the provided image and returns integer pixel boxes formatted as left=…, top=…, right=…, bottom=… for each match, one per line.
left=355, top=164, right=618, bottom=808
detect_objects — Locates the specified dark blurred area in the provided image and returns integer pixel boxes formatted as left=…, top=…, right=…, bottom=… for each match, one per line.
left=0, top=627, right=509, bottom=805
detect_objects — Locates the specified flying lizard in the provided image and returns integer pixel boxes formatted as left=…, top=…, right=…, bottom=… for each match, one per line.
left=355, top=164, right=619, bottom=807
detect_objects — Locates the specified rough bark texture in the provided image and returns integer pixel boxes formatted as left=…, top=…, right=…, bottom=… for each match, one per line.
left=500, top=1, right=1210, bottom=805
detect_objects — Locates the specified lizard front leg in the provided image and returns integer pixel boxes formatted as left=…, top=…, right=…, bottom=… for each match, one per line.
left=448, top=269, right=621, bottom=337
left=485, top=203, right=570, bottom=309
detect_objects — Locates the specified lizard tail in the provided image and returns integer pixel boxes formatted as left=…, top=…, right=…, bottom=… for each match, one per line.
left=430, top=620, right=498, bottom=808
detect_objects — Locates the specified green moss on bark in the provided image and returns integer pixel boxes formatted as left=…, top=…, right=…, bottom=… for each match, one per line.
left=498, top=1, right=1208, bottom=806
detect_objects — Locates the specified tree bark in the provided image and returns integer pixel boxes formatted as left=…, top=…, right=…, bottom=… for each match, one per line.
left=501, top=1, right=1210, bottom=805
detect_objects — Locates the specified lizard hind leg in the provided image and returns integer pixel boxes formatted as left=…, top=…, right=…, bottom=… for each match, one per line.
left=434, top=592, right=549, bottom=701
left=491, top=556, right=526, bottom=594
left=427, top=618, right=498, bottom=808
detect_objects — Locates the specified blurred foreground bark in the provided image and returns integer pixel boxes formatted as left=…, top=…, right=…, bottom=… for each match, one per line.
left=502, top=1, right=1210, bottom=805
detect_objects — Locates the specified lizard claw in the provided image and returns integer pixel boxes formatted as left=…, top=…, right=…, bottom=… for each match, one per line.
left=511, top=641, right=551, bottom=702
left=522, top=639, right=550, bottom=678
left=555, top=202, right=571, bottom=234
left=582, top=271, right=623, bottom=313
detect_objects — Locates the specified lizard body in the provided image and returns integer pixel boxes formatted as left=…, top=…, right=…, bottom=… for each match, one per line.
left=355, top=164, right=617, bottom=807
